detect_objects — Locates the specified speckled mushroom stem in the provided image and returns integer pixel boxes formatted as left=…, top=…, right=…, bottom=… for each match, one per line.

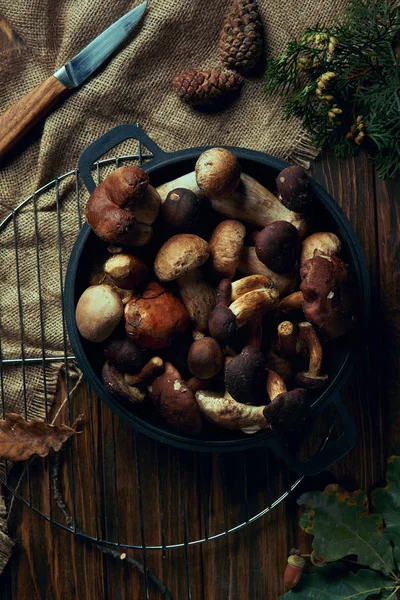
left=278, top=290, right=303, bottom=312
left=266, top=368, right=287, bottom=401
left=277, top=321, right=297, bottom=357
left=298, top=322, right=323, bottom=376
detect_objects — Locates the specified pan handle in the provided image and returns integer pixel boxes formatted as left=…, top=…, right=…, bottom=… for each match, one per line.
left=267, top=394, right=356, bottom=477
left=78, top=124, right=167, bottom=193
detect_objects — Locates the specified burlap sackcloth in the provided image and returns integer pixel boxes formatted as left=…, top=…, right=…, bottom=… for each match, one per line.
left=0, top=0, right=347, bottom=575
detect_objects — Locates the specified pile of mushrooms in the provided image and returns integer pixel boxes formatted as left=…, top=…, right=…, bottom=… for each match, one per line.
left=76, top=151, right=356, bottom=438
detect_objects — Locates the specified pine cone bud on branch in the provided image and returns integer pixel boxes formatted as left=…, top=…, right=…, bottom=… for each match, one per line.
left=173, top=70, right=242, bottom=106
left=219, top=0, right=263, bottom=72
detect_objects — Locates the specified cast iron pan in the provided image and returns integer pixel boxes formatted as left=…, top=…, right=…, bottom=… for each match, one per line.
left=64, top=124, right=370, bottom=476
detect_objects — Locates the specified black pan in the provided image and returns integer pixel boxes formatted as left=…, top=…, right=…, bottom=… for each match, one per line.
left=64, top=124, right=370, bottom=476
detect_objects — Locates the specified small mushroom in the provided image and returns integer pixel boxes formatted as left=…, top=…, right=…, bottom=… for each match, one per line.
left=177, top=269, right=216, bottom=332
left=231, top=274, right=274, bottom=301
left=187, top=336, right=224, bottom=379
left=154, top=234, right=210, bottom=282
left=103, top=337, right=149, bottom=374
left=277, top=321, right=297, bottom=357
left=255, top=221, right=300, bottom=274
left=295, top=322, right=328, bottom=389
left=278, top=291, right=303, bottom=312
left=195, top=148, right=241, bottom=196
left=208, top=279, right=239, bottom=346
left=300, top=254, right=355, bottom=338
left=229, top=285, right=279, bottom=327
left=301, top=232, right=341, bottom=266
left=124, top=281, right=189, bottom=349
left=276, top=166, right=312, bottom=213
left=264, top=368, right=308, bottom=432
left=102, top=361, right=147, bottom=404
left=75, top=284, right=123, bottom=343
left=149, top=362, right=202, bottom=436
left=104, top=253, right=148, bottom=290
left=124, top=357, right=164, bottom=386
left=209, top=220, right=246, bottom=279
left=239, top=247, right=297, bottom=297
left=225, top=345, right=266, bottom=404
left=161, top=188, right=204, bottom=233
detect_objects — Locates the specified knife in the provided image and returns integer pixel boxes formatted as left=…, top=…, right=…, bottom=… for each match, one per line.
left=0, top=1, right=147, bottom=161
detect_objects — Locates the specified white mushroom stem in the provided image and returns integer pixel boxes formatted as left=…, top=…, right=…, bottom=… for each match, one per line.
left=124, top=357, right=164, bottom=386
left=177, top=269, right=216, bottom=332
left=156, top=172, right=307, bottom=236
left=231, top=274, right=274, bottom=301
left=229, top=287, right=279, bottom=327
left=195, top=390, right=270, bottom=431
left=238, top=247, right=297, bottom=298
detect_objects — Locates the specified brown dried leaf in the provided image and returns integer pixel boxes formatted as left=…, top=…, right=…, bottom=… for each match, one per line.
left=0, top=413, right=79, bottom=461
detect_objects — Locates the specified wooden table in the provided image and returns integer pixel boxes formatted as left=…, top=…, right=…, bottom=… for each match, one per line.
left=0, top=16, right=399, bottom=600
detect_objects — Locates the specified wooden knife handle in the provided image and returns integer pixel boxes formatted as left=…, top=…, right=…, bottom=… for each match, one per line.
left=0, top=76, right=68, bottom=161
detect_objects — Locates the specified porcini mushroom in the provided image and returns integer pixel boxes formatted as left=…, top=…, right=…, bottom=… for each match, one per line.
left=154, top=234, right=210, bottom=282
left=301, top=232, right=341, bottom=266
left=177, top=269, right=216, bottom=332
left=295, top=322, right=328, bottom=389
left=255, top=221, right=300, bottom=274
left=264, top=368, right=308, bottom=431
left=209, top=219, right=246, bottom=279
left=208, top=279, right=239, bottom=346
left=102, top=361, right=147, bottom=404
left=124, top=281, right=189, bottom=349
left=239, top=247, right=297, bottom=297
left=103, top=336, right=148, bottom=374
left=231, top=274, right=274, bottom=301
left=187, top=336, right=224, bottom=379
left=161, top=188, right=205, bottom=233
left=104, top=253, right=148, bottom=290
left=277, top=291, right=303, bottom=312
left=124, top=357, right=164, bottom=386
left=195, top=148, right=241, bottom=196
left=276, top=166, right=312, bottom=213
left=229, top=285, right=279, bottom=327
left=277, top=321, right=297, bottom=357
left=86, top=166, right=160, bottom=245
left=75, top=284, right=123, bottom=343
left=225, top=345, right=266, bottom=403
left=149, top=362, right=202, bottom=436
left=300, top=254, right=355, bottom=338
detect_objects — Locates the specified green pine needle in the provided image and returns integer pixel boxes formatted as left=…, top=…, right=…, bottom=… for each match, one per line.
left=264, top=0, right=400, bottom=179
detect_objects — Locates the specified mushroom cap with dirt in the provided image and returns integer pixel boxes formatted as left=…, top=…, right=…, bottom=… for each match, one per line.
left=276, top=166, right=312, bottom=213
left=209, top=219, right=246, bottom=279
left=75, top=284, right=124, bottom=343
left=154, top=234, right=210, bottom=282
left=195, top=148, right=241, bottom=196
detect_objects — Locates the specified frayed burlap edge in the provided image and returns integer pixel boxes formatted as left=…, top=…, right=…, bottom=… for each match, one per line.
left=0, top=494, right=14, bottom=575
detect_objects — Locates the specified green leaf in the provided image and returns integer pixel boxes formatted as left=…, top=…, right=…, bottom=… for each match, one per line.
left=373, top=456, right=400, bottom=566
left=298, top=484, right=395, bottom=575
left=279, top=563, right=394, bottom=599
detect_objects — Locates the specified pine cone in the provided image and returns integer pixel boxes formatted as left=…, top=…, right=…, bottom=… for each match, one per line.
left=173, top=70, right=242, bottom=106
left=219, top=0, right=263, bottom=71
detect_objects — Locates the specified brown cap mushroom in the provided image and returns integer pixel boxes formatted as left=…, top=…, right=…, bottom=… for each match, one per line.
left=103, top=336, right=149, bottom=374
left=75, top=284, right=124, bottom=343
left=177, top=269, right=216, bottom=332
left=209, top=220, right=246, bottom=279
left=301, top=232, right=341, bottom=266
left=124, top=281, right=189, bottom=349
left=102, top=361, right=147, bottom=404
left=208, top=279, right=239, bottom=346
left=187, top=337, right=224, bottom=379
left=295, top=322, right=328, bottom=389
left=195, top=148, right=241, bottom=196
left=276, top=166, right=312, bottom=213
left=161, top=188, right=205, bottom=233
left=149, top=362, right=202, bottom=436
left=300, top=255, right=355, bottom=338
left=255, top=221, right=300, bottom=274
left=104, top=253, right=148, bottom=290
left=239, top=247, right=297, bottom=298
left=225, top=345, right=266, bottom=404
left=86, top=166, right=160, bottom=245
left=154, top=234, right=210, bottom=282
left=264, top=369, right=308, bottom=432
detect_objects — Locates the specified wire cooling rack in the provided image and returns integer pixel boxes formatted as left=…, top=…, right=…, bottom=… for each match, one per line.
left=0, top=132, right=336, bottom=559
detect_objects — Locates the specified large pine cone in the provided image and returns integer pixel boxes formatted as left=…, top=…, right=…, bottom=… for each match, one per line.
left=219, top=0, right=263, bottom=71
left=173, top=70, right=242, bottom=106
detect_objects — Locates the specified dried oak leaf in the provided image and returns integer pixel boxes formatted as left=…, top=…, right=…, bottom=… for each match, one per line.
left=0, top=413, right=79, bottom=462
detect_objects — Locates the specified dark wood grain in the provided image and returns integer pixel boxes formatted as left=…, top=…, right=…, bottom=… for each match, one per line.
left=1, top=13, right=400, bottom=600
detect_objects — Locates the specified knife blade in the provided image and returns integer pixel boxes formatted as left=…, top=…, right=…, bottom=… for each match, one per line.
left=0, top=1, right=147, bottom=162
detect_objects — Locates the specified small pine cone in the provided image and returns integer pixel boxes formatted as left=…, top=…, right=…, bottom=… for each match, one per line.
left=173, top=70, right=242, bottom=106
left=219, top=0, right=263, bottom=71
